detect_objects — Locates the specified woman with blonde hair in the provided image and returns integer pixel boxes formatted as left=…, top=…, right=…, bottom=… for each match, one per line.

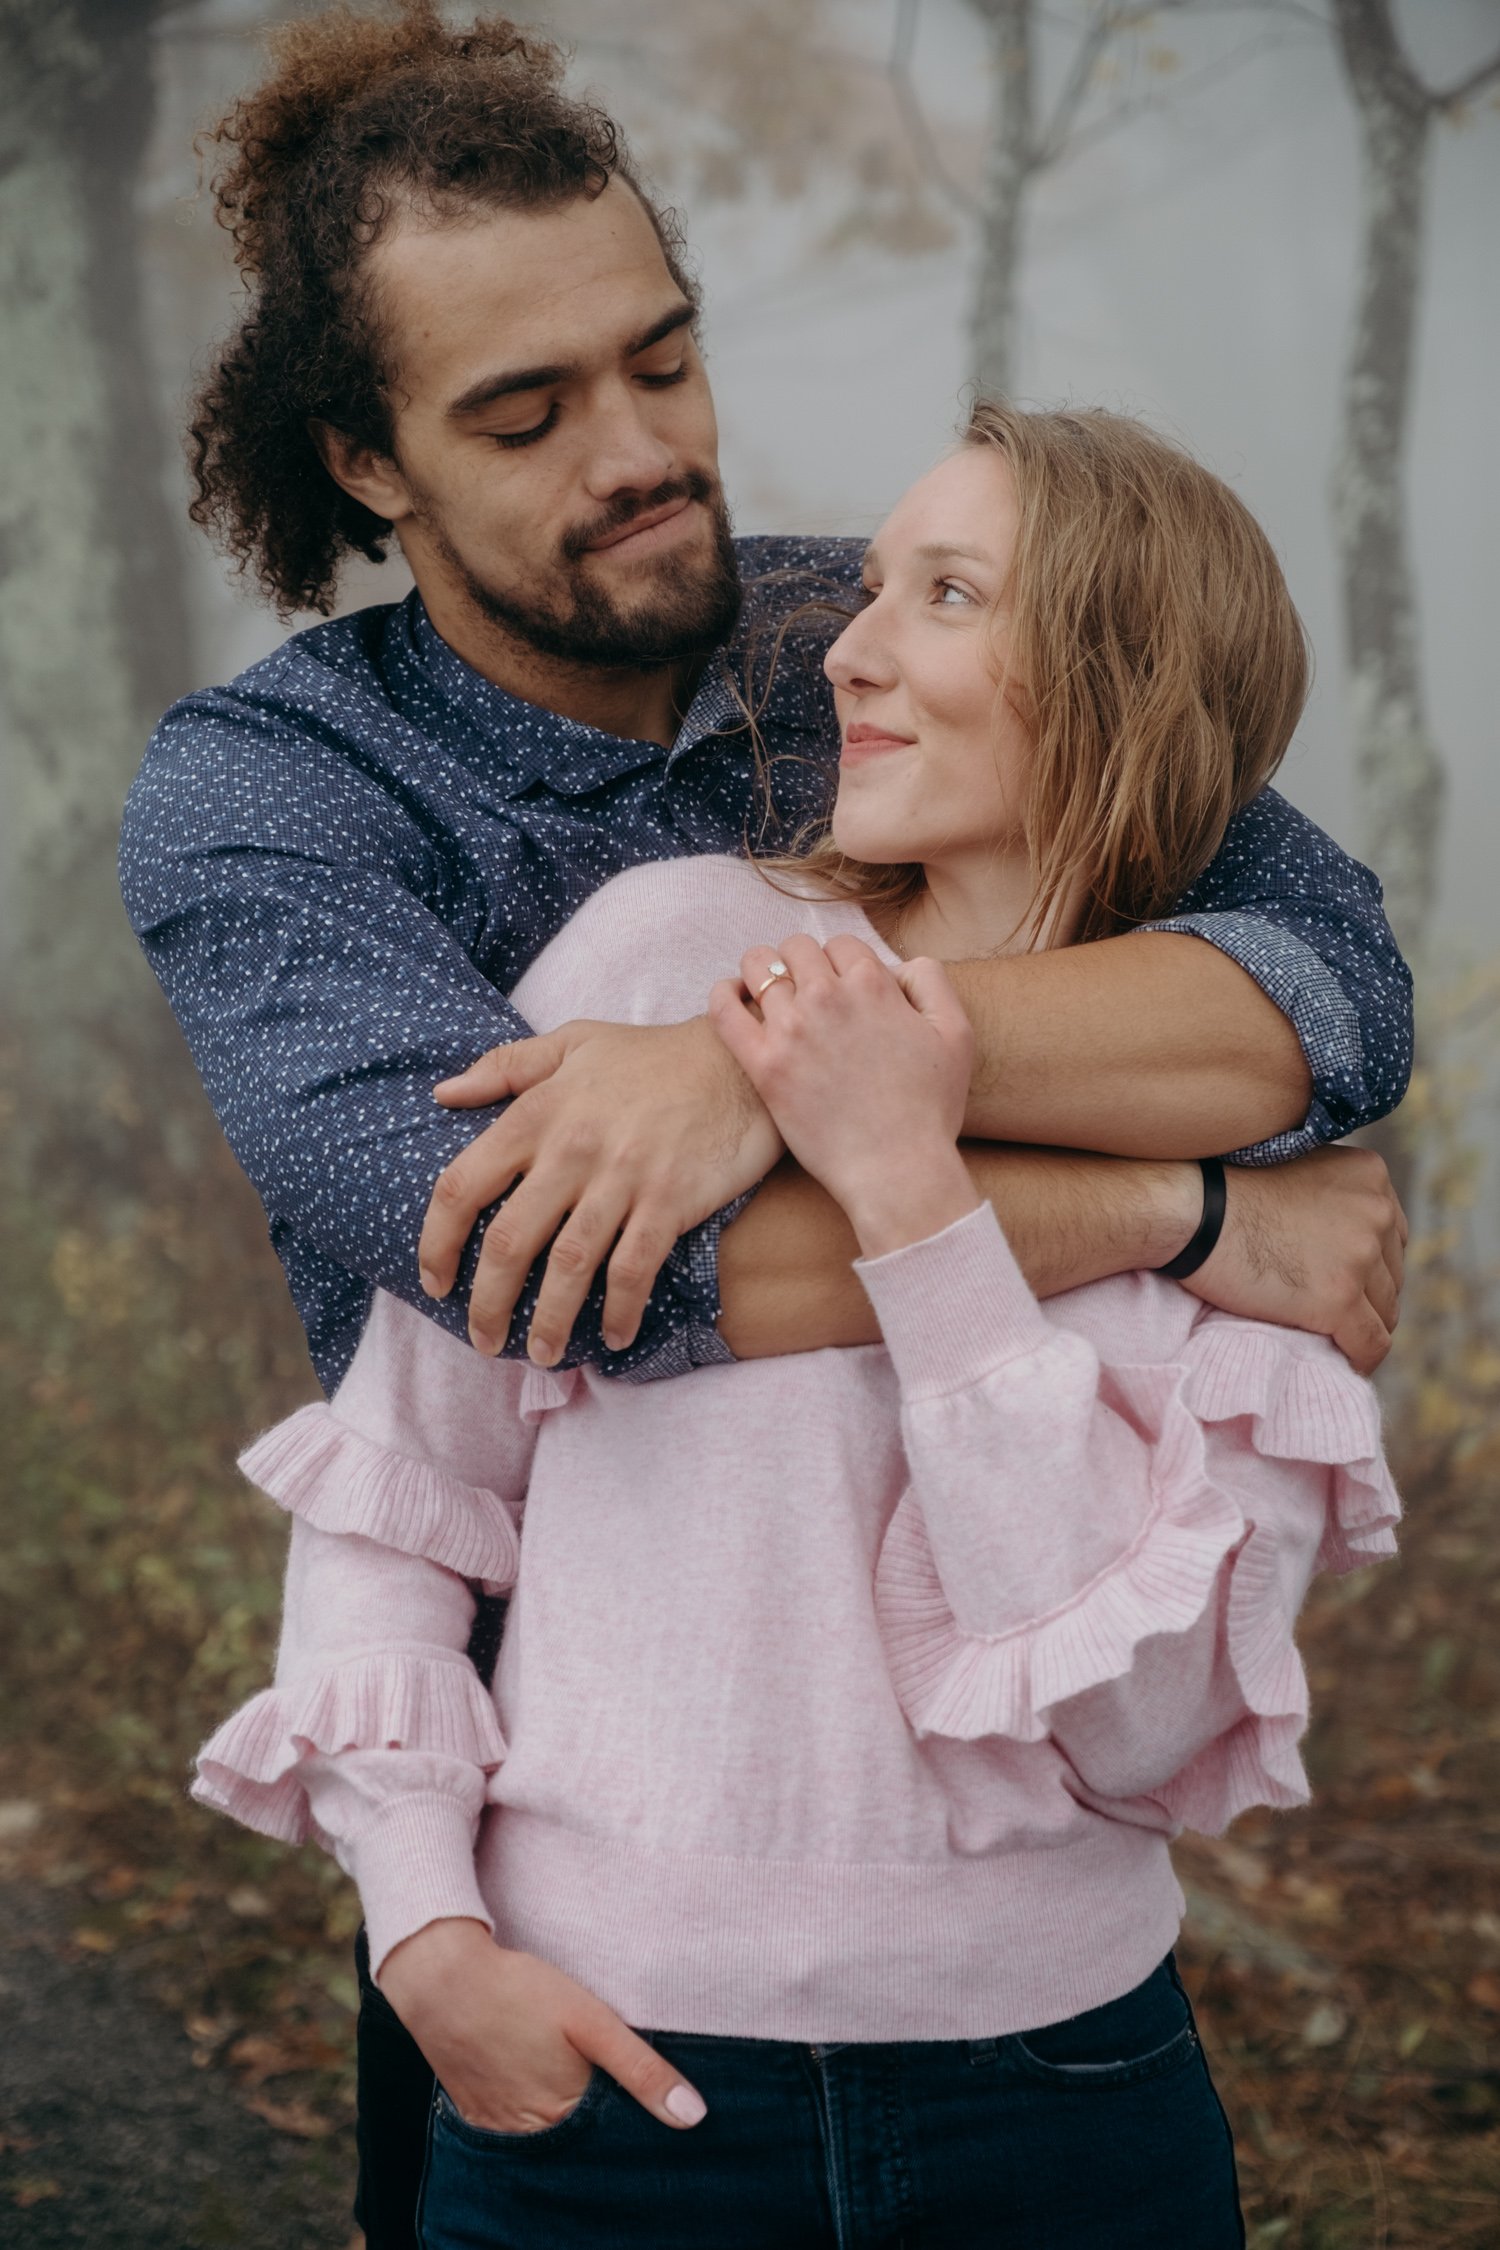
left=195, top=403, right=1399, bottom=2247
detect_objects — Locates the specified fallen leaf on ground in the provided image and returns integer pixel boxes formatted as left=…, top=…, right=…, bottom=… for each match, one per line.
left=242, top=2093, right=334, bottom=2139
left=228, top=2026, right=344, bottom=2084
left=226, top=1885, right=273, bottom=1919
left=10, top=2178, right=62, bottom=2208
left=1300, top=2001, right=1348, bottom=2048
left=91, top=1864, right=140, bottom=1901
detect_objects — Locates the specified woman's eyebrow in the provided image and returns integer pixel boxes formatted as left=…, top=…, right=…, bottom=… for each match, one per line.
left=912, top=541, right=993, bottom=567
left=860, top=539, right=995, bottom=574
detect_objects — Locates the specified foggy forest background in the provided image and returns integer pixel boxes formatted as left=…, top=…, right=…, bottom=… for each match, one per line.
left=1, top=4, right=1498, bottom=2245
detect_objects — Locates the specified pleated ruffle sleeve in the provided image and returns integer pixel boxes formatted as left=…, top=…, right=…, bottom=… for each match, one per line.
left=191, top=1290, right=541, bottom=1974
left=859, top=1204, right=1399, bottom=1833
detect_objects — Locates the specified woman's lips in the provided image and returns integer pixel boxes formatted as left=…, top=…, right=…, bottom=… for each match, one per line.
left=840, top=725, right=916, bottom=766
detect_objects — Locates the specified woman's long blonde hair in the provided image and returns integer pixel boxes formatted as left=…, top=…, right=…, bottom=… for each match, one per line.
left=764, top=400, right=1311, bottom=948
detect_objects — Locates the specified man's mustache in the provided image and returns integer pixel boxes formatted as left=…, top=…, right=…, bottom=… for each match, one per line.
left=561, top=470, right=719, bottom=563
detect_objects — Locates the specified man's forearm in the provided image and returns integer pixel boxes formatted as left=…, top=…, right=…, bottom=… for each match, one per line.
left=947, top=932, right=1311, bottom=1156
left=717, top=1147, right=1199, bottom=1360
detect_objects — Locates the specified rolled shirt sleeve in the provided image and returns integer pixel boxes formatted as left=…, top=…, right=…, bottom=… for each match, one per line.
left=1140, top=788, right=1413, bottom=1163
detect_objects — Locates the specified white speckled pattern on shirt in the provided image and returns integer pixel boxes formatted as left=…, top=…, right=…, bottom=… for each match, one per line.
left=118, top=534, right=1411, bottom=1395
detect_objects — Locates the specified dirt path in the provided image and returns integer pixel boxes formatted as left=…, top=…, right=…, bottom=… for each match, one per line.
left=0, top=1883, right=360, bottom=2249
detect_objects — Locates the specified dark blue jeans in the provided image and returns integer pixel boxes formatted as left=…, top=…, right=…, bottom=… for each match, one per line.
left=411, top=1956, right=1243, bottom=2249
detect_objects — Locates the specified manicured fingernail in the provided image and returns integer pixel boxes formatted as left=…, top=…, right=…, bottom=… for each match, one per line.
left=527, top=1336, right=559, bottom=1368
left=665, top=2084, right=706, bottom=2126
left=602, top=1330, right=624, bottom=1353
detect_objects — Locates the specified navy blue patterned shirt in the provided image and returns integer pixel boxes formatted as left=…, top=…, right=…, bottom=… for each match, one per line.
left=120, top=536, right=1412, bottom=1395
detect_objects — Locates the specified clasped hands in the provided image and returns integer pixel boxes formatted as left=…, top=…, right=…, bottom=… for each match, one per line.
left=418, top=936, right=1406, bottom=1375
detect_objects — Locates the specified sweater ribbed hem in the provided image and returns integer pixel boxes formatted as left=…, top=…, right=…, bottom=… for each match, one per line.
left=349, top=1791, right=494, bottom=1983
left=855, top=1205, right=1054, bottom=1398
left=476, top=1810, right=1184, bottom=2042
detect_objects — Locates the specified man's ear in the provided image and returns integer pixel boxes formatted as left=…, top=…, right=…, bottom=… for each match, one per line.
left=310, top=420, right=415, bottom=525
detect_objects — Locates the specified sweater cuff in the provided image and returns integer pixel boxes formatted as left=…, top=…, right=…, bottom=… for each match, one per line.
left=345, top=1791, right=494, bottom=1983
left=854, top=1203, right=1053, bottom=1397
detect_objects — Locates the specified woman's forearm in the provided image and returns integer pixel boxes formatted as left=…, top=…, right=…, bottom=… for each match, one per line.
left=945, top=932, right=1311, bottom=1156
left=716, top=1148, right=1198, bottom=1360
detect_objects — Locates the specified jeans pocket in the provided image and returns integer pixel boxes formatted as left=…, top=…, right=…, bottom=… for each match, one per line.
left=431, top=2069, right=614, bottom=2151
left=1006, top=1958, right=1200, bottom=2089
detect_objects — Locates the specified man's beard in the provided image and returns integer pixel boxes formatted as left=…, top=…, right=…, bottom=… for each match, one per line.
left=426, top=470, right=743, bottom=671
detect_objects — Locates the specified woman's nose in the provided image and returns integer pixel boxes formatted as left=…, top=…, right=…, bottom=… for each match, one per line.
left=824, top=600, right=895, bottom=694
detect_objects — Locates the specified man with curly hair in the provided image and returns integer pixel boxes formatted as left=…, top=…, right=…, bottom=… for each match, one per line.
left=120, top=5, right=1409, bottom=2241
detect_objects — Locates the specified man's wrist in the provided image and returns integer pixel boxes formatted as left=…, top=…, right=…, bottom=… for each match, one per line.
left=1140, top=1158, right=1210, bottom=1270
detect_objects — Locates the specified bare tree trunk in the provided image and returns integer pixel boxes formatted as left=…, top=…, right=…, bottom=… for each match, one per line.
left=0, top=0, right=194, bottom=1047
left=1328, top=0, right=1442, bottom=972
left=965, top=0, right=1033, bottom=397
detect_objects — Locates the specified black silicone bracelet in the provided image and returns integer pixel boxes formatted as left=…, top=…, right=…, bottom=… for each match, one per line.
left=1156, top=1156, right=1228, bottom=1280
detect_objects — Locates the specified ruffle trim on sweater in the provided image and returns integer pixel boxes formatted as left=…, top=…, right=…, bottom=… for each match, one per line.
left=240, top=1404, right=521, bottom=1591
left=190, top=1650, right=507, bottom=1846
left=875, top=1331, right=1399, bottom=1823
left=876, top=1361, right=1239, bottom=1746
left=1180, top=1325, right=1400, bottom=1575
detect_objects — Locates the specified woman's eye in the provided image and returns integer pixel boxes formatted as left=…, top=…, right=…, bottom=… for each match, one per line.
left=935, top=579, right=975, bottom=608
left=637, top=364, right=689, bottom=389
left=493, top=405, right=559, bottom=450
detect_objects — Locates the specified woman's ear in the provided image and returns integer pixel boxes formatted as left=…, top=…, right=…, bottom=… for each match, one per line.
left=309, top=419, right=414, bottom=524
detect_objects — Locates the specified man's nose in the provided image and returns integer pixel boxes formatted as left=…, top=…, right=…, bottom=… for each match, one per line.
left=581, top=383, right=677, bottom=500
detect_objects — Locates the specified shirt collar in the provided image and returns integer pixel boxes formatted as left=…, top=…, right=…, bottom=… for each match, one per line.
left=390, top=568, right=833, bottom=801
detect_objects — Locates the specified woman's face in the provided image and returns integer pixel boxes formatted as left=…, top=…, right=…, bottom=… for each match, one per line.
left=824, top=446, right=1032, bottom=873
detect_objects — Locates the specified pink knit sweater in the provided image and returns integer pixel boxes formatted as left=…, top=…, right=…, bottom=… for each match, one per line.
left=195, top=855, right=1400, bottom=2042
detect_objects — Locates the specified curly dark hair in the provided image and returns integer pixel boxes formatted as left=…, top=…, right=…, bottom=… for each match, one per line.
left=189, top=1, right=696, bottom=616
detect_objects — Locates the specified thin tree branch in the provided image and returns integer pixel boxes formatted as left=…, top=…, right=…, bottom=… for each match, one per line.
left=1058, top=21, right=1314, bottom=163
left=1431, top=51, right=1500, bottom=113
left=888, top=0, right=982, bottom=217
left=1034, top=6, right=1131, bottom=170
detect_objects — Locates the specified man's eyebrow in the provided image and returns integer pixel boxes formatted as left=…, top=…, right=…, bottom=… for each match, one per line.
left=445, top=300, right=696, bottom=421
left=622, top=300, right=697, bottom=359
left=447, top=360, right=575, bottom=417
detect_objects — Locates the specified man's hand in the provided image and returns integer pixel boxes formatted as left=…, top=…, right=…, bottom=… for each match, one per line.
left=421, top=1017, right=782, bottom=1363
left=379, top=1920, right=706, bottom=2134
left=1186, top=1145, right=1406, bottom=1375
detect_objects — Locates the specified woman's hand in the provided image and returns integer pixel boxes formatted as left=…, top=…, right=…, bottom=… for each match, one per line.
left=709, top=934, right=981, bottom=1258
left=378, top=1920, right=707, bottom=2133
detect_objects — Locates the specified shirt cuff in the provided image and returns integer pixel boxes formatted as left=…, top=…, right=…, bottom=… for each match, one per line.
left=853, top=1203, right=1054, bottom=1398
left=614, top=1189, right=756, bottom=1383
left=1138, top=910, right=1365, bottom=1163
